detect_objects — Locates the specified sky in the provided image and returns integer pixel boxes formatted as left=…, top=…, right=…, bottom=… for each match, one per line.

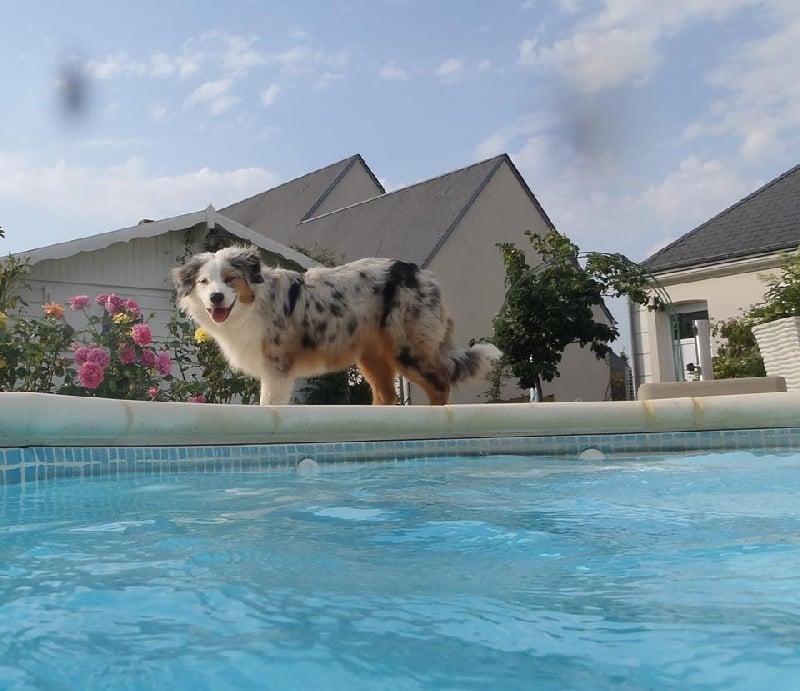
left=2, top=0, right=800, bottom=352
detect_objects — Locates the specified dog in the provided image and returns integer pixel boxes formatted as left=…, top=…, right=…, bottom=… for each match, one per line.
left=172, top=245, right=501, bottom=405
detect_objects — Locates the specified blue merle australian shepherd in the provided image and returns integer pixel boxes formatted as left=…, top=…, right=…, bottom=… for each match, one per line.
left=172, top=245, right=501, bottom=405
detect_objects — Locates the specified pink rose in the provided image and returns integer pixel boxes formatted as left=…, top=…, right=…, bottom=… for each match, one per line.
left=124, top=299, right=141, bottom=319
left=73, top=346, right=90, bottom=365
left=188, top=395, right=207, bottom=403
left=131, top=323, right=152, bottom=346
left=69, top=295, right=90, bottom=310
left=78, top=361, right=105, bottom=389
left=86, top=347, right=110, bottom=370
left=140, top=348, right=157, bottom=368
left=155, top=351, right=172, bottom=376
left=148, top=386, right=159, bottom=399
left=97, top=293, right=126, bottom=315
left=118, top=343, right=136, bottom=365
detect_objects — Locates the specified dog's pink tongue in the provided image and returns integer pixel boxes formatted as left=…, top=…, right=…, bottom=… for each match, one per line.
left=211, top=307, right=229, bottom=323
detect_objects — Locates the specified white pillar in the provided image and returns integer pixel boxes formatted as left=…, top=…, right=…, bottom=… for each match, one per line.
left=694, top=319, right=714, bottom=381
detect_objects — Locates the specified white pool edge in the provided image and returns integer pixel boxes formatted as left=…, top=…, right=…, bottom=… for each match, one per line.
left=2, top=391, right=799, bottom=447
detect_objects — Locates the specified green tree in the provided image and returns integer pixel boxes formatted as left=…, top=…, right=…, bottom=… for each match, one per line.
left=493, top=229, right=665, bottom=396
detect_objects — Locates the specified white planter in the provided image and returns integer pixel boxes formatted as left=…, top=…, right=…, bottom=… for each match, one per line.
left=752, top=316, right=800, bottom=390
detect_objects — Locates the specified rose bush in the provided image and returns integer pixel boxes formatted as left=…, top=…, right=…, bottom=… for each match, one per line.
left=0, top=291, right=175, bottom=399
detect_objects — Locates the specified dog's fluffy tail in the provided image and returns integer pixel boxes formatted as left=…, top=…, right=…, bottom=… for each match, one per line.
left=446, top=343, right=503, bottom=385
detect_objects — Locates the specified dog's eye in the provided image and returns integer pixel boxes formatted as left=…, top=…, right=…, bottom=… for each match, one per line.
left=223, top=276, right=234, bottom=284
left=198, top=278, right=209, bottom=285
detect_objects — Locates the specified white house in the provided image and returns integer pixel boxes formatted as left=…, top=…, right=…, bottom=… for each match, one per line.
left=629, top=163, right=800, bottom=389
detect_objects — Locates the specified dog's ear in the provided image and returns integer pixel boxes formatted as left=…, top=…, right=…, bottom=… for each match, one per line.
left=172, top=257, right=204, bottom=298
left=230, top=245, right=265, bottom=284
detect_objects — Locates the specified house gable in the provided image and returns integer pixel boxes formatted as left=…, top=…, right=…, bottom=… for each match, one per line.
left=220, top=154, right=384, bottom=247
left=289, top=155, right=518, bottom=265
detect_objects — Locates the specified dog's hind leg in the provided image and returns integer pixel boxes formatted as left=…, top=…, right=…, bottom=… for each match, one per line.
left=394, top=353, right=452, bottom=405
left=260, top=376, right=294, bottom=405
left=357, top=352, right=398, bottom=405
left=406, top=369, right=451, bottom=405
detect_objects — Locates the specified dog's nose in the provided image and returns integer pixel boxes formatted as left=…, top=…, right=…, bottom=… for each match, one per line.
left=210, top=292, right=225, bottom=305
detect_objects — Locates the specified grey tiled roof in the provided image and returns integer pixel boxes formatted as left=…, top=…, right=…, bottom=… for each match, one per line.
left=220, top=154, right=384, bottom=246
left=644, top=164, right=800, bottom=272
left=291, top=154, right=555, bottom=266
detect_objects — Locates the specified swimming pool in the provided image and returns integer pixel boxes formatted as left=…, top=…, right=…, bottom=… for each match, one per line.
left=2, top=392, right=800, bottom=689
left=2, top=450, right=800, bottom=689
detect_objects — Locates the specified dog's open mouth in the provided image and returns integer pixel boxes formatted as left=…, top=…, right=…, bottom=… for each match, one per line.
left=208, top=304, right=234, bottom=323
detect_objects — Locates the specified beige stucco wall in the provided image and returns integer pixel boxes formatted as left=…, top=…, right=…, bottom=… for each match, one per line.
left=631, top=255, right=782, bottom=385
left=425, top=161, right=611, bottom=404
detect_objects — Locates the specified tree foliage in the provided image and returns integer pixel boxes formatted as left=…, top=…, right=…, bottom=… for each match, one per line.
left=493, top=229, right=665, bottom=392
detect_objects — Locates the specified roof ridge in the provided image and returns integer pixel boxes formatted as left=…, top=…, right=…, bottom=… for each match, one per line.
left=645, top=162, right=800, bottom=265
left=300, top=154, right=384, bottom=221
left=221, top=154, right=361, bottom=210
left=300, top=154, right=508, bottom=224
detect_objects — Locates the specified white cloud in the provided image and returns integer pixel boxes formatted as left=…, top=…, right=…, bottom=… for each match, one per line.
left=517, top=39, right=538, bottom=67
left=85, top=52, right=146, bottom=79
left=85, top=32, right=265, bottom=85
left=555, top=0, right=582, bottom=12
left=219, top=33, right=265, bottom=75
left=684, top=4, right=800, bottom=162
left=260, top=83, right=281, bottom=107
left=268, top=44, right=349, bottom=78
left=475, top=133, right=509, bottom=160
left=185, top=78, right=238, bottom=114
left=0, top=153, right=279, bottom=232
left=379, top=61, right=409, bottom=80
left=436, top=57, right=464, bottom=81
left=521, top=0, right=761, bottom=94
left=148, top=50, right=201, bottom=79
left=147, top=102, right=167, bottom=122
left=638, top=156, right=751, bottom=226
left=534, top=27, right=660, bottom=93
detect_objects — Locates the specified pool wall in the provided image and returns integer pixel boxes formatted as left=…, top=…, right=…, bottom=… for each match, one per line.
left=2, top=391, right=800, bottom=485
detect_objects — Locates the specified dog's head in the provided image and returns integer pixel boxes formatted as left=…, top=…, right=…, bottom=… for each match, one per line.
left=172, top=245, right=264, bottom=324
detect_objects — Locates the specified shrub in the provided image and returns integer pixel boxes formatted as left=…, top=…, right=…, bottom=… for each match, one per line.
left=711, top=317, right=765, bottom=379
left=712, top=251, right=800, bottom=379
left=0, top=292, right=173, bottom=399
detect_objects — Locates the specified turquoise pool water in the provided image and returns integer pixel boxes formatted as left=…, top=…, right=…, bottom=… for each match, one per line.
left=2, top=450, right=800, bottom=690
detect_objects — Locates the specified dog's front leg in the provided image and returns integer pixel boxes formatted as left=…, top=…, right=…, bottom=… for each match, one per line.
left=259, top=376, right=294, bottom=405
